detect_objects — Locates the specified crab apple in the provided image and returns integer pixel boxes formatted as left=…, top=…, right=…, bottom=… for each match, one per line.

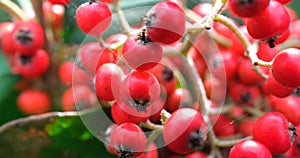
left=109, top=122, right=147, bottom=157
left=228, top=0, right=270, bottom=18
left=163, top=108, right=207, bottom=155
left=122, top=32, right=163, bottom=71
left=17, top=89, right=51, bottom=115
left=246, top=0, right=290, bottom=48
left=117, top=70, right=161, bottom=113
left=11, top=49, right=50, bottom=79
left=10, top=20, right=45, bottom=55
left=76, top=1, right=112, bottom=36
left=229, top=140, right=272, bottom=158
left=271, top=48, right=300, bottom=87
left=146, top=1, right=186, bottom=44
left=253, top=112, right=295, bottom=155
left=62, top=85, right=97, bottom=111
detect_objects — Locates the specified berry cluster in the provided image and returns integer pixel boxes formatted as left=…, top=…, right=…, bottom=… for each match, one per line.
left=1, top=0, right=300, bottom=158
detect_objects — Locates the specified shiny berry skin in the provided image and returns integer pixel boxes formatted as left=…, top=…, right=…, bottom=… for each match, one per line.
left=95, top=63, right=124, bottom=101
left=76, top=2, right=112, bottom=36
left=237, top=118, right=255, bottom=137
left=17, top=89, right=51, bottom=115
left=268, top=96, right=300, bottom=126
left=111, top=102, right=150, bottom=125
left=210, top=114, right=236, bottom=137
left=229, top=140, right=272, bottom=158
left=62, top=85, right=97, bottom=111
left=117, top=70, right=161, bottom=113
left=165, top=88, right=193, bottom=112
left=271, top=48, right=300, bottom=87
left=109, top=122, right=147, bottom=157
left=146, top=1, right=186, bottom=44
left=11, top=49, right=50, bottom=79
left=79, top=42, right=117, bottom=73
left=43, top=1, right=65, bottom=29
left=11, top=20, right=45, bottom=55
left=264, top=71, right=294, bottom=98
left=163, top=108, right=207, bottom=155
left=184, top=151, right=208, bottom=158
left=246, top=1, right=290, bottom=48
left=228, top=0, right=270, bottom=18
left=48, top=0, right=71, bottom=5
left=122, top=33, right=163, bottom=71
left=253, top=112, right=293, bottom=155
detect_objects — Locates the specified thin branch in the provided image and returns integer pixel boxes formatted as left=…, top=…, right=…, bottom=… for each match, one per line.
left=112, top=0, right=132, bottom=36
left=0, top=0, right=28, bottom=21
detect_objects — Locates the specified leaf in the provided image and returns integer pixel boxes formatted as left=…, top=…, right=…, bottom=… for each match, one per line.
left=0, top=108, right=117, bottom=158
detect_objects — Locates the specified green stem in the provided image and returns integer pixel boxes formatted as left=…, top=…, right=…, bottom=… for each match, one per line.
left=201, top=0, right=227, bottom=30
left=0, top=0, right=28, bottom=21
left=112, top=0, right=132, bottom=36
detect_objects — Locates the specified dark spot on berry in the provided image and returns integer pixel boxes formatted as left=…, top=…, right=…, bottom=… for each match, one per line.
left=20, top=54, right=33, bottom=65
left=288, top=122, right=298, bottom=142
left=239, top=0, right=254, bottom=5
left=211, top=55, right=223, bottom=68
left=188, top=129, right=207, bottom=150
left=264, top=36, right=278, bottom=48
left=116, top=145, right=134, bottom=158
left=162, top=66, right=174, bottom=82
left=296, top=139, right=300, bottom=149
left=130, top=99, right=150, bottom=112
left=16, top=29, right=33, bottom=45
left=143, top=11, right=156, bottom=27
left=240, top=92, right=251, bottom=103
left=293, top=86, right=300, bottom=96
left=137, top=29, right=152, bottom=45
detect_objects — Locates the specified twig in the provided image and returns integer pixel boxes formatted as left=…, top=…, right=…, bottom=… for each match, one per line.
left=0, top=0, right=28, bottom=21
left=112, top=0, right=132, bottom=36
left=201, top=0, right=227, bottom=30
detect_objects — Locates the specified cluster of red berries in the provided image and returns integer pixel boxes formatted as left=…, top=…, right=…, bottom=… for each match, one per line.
left=1, top=0, right=300, bottom=157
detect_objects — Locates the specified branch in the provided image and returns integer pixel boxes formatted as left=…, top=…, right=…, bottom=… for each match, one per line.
left=0, top=0, right=28, bottom=21
left=112, top=0, right=132, bottom=36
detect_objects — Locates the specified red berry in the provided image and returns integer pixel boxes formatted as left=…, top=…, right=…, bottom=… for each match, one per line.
left=165, top=88, right=193, bottom=112
left=275, top=0, right=293, bottom=4
left=228, top=0, right=270, bottom=18
left=76, top=2, right=112, bottom=36
left=136, top=143, right=158, bottom=158
left=79, top=42, right=117, bottom=73
left=48, top=0, right=71, bottom=5
left=117, top=70, right=161, bottom=113
left=11, top=49, right=50, bottom=78
left=230, top=82, right=261, bottom=106
left=192, top=3, right=212, bottom=17
left=109, top=122, right=147, bottom=157
left=229, top=140, right=272, bottom=158
left=163, top=108, right=207, bottom=155
left=264, top=71, right=294, bottom=98
left=0, top=22, right=15, bottom=54
left=237, top=118, right=255, bottom=137
left=253, top=112, right=294, bottom=155
left=146, top=1, right=186, bottom=44
left=17, top=89, right=51, bottom=115
left=148, top=64, right=177, bottom=94
left=11, top=20, right=45, bottom=55
left=210, top=114, right=236, bottom=137
left=62, top=85, right=97, bottom=111
left=184, top=151, right=208, bottom=158
left=95, top=63, right=124, bottom=101
left=272, top=48, right=300, bottom=87
left=122, top=32, right=163, bottom=71
left=246, top=0, right=290, bottom=47
left=59, top=61, right=73, bottom=85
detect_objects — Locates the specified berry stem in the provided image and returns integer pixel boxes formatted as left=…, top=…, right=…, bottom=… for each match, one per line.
left=112, top=0, right=132, bottom=36
left=0, top=0, right=28, bottom=21
left=201, top=0, right=227, bottom=30
left=215, top=14, right=270, bottom=79
left=139, top=120, right=163, bottom=131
